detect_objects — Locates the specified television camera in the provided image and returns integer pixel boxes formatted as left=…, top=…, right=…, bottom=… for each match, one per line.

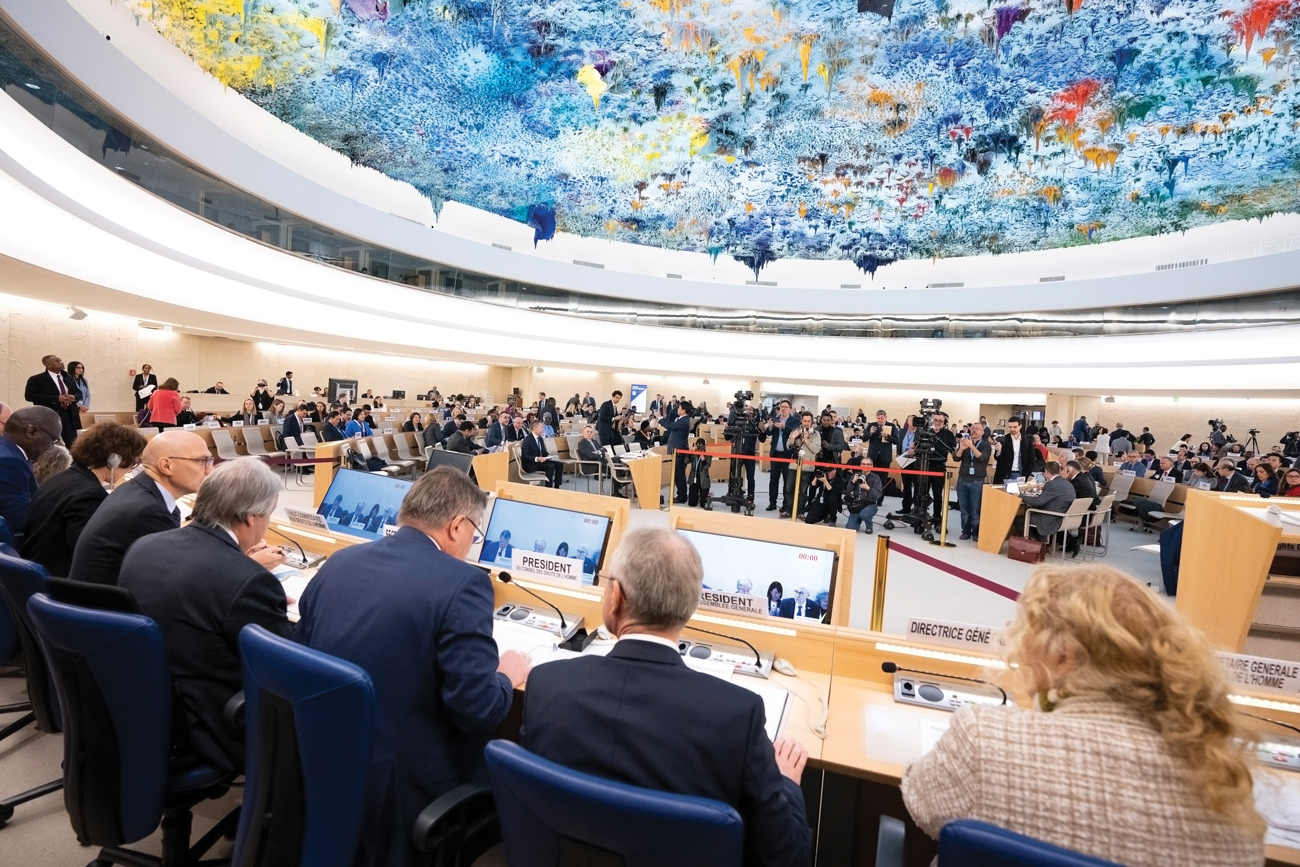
left=883, top=398, right=954, bottom=542
left=719, top=390, right=759, bottom=515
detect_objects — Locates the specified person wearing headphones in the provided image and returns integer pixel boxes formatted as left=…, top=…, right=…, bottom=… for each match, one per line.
left=19, top=421, right=147, bottom=577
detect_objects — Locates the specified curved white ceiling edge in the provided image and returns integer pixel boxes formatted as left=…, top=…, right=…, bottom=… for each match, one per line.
left=2, top=89, right=1299, bottom=395
left=3, top=0, right=1297, bottom=315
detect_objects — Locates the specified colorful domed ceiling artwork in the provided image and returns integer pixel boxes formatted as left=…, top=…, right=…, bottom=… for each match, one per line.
left=133, top=0, right=1300, bottom=276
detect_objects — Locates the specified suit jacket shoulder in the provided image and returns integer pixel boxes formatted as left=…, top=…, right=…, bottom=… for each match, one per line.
left=68, top=473, right=175, bottom=585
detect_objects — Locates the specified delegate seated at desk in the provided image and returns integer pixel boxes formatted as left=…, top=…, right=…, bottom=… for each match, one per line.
left=1010, top=461, right=1074, bottom=541
left=901, top=565, right=1264, bottom=867
left=522, top=527, right=812, bottom=867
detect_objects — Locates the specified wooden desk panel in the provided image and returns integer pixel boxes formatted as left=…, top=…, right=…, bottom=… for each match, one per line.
left=473, top=450, right=510, bottom=491
left=628, top=451, right=666, bottom=509
left=976, top=486, right=1023, bottom=554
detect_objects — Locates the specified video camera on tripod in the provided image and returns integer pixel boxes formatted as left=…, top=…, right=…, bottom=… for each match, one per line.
left=720, top=390, right=758, bottom=515
left=883, top=398, right=952, bottom=542
left=913, top=398, right=954, bottom=462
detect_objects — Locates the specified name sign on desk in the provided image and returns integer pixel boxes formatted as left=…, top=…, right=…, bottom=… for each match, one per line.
left=907, top=618, right=1004, bottom=652
left=284, top=509, right=330, bottom=531
left=699, top=590, right=768, bottom=617
left=511, top=550, right=586, bottom=585
left=1217, top=651, right=1300, bottom=696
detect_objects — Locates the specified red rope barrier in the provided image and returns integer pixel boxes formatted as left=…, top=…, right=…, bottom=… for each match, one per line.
left=886, top=539, right=1020, bottom=601
left=670, top=447, right=945, bottom=477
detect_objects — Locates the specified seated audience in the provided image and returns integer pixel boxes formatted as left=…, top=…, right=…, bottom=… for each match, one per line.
left=1251, top=463, right=1279, bottom=497
left=1014, top=461, right=1075, bottom=542
left=523, top=527, right=811, bottom=867
left=633, top=419, right=658, bottom=449
left=1214, top=458, right=1252, bottom=493
left=320, top=409, right=348, bottom=441
left=1279, top=468, right=1300, bottom=498
left=299, top=467, right=530, bottom=867
left=1148, top=455, right=1180, bottom=481
left=344, top=408, right=373, bottom=438
left=521, top=420, right=563, bottom=488
left=902, top=565, right=1264, bottom=867
left=421, top=416, right=445, bottom=451
left=32, top=444, right=73, bottom=485
left=0, top=406, right=63, bottom=540
left=264, top=398, right=287, bottom=426
left=69, top=430, right=213, bottom=585
left=402, top=411, right=424, bottom=433
left=175, top=396, right=199, bottom=427
left=484, top=413, right=507, bottom=449
left=281, top=403, right=310, bottom=448
left=19, top=422, right=147, bottom=577
left=226, top=398, right=261, bottom=427
left=204, top=381, right=229, bottom=394
left=446, top=419, right=485, bottom=455
left=575, top=424, right=625, bottom=497
left=119, top=459, right=291, bottom=775
left=540, top=412, right=557, bottom=438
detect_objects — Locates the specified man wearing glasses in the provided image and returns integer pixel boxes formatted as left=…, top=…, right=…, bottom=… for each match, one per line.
left=0, top=406, right=63, bottom=543
left=69, top=430, right=214, bottom=585
left=297, top=466, right=531, bottom=867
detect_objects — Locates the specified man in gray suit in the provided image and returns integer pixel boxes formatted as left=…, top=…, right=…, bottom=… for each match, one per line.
left=1014, top=461, right=1076, bottom=541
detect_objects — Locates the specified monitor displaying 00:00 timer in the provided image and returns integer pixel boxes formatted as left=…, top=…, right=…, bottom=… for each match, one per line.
left=677, top=528, right=836, bottom=623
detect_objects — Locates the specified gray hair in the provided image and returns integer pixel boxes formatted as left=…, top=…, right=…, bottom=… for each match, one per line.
left=398, top=466, right=487, bottom=531
left=191, top=459, right=280, bottom=528
left=608, top=527, right=702, bottom=631
left=33, top=444, right=72, bottom=484
left=1216, top=458, right=1238, bottom=471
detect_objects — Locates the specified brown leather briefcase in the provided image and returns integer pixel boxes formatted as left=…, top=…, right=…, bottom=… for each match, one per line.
left=1008, top=536, right=1045, bottom=563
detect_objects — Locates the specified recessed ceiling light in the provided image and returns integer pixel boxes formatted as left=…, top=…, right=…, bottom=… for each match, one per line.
left=23, top=82, right=40, bottom=90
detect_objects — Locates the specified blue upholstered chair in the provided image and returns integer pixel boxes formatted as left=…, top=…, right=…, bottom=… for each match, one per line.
left=0, top=547, right=63, bottom=826
left=25, top=594, right=236, bottom=866
left=483, top=739, right=745, bottom=867
left=0, top=516, right=13, bottom=547
left=231, top=625, right=375, bottom=867
left=938, top=820, right=1126, bottom=867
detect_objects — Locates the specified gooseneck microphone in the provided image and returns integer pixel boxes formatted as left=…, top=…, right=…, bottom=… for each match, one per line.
left=1242, top=712, right=1300, bottom=736
left=684, top=623, right=762, bottom=668
left=265, top=525, right=308, bottom=566
left=493, top=569, right=567, bottom=631
left=882, top=661, right=1008, bottom=705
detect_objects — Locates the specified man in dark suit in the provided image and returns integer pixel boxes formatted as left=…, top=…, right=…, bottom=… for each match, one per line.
left=865, top=409, right=896, bottom=488
left=502, top=415, right=525, bottom=443
left=778, top=585, right=824, bottom=620
left=597, top=390, right=623, bottom=447
left=299, top=467, right=531, bottom=867
left=660, top=402, right=692, bottom=504
left=0, top=407, right=63, bottom=541
left=521, top=420, right=563, bottom=488
left=132, top=364, right=157, bottom=412
left=203, top=381, right=229, bottom=394
left=446, top=420, right=485, bottom=455
left=480, top=529, right=513, bottom=563
left=24, top=354, right=82, bottom=446
left=321, top=409, right=348, bottom=441
left=1015, top=461, right=1077, bottom=541
left=69, top=430, right=213, bottom=585
left=281, top=404, right=309, bottom=448
left=119, top=459, right=291, bottom=775
left=484, top=414, right=507, bottom=449
left=523, top=527, right=811, bottom=867
left=276, top=371, right=294, bottom=395
left=764, top=400, right=798, bottom=513
left=992, top=417, right=1040, bottom=484
left=1214, top=458, right=1253, bottom=493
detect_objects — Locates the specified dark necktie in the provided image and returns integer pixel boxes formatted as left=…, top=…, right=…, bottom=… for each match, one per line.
left=171, top=506, right=182, bottom=528
left=537, top=436, right=547, bottom=456
left=56, top=374, right=67, bottom=395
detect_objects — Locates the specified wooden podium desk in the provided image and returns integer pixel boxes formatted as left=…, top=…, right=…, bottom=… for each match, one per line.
left=626, top=450, right=666, bottom=509
left=976, top=486, right=1024, bottom=554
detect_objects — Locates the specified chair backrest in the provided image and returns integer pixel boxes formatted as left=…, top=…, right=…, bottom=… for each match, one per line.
left=0, top=547, right=60, bottom=732
left=613, top=443, right=628, bottom=455
left=301, top=430, right=319, bottom=448
left=1092, top=494, right=1115, bottom=521
left=26, top=593, right=174, bottom=846
left=1061, top=497, right=1093, bottom=532
left=244, top=430, right=278, bottom=457
left=232, top=625, right=375, bottom=867
left=212, top=429, right=244, bottom=460
left=629, top=442, right=643, bottom=452
left=484, top=740, right=744, bottom=867
left=0, top=515, right=12, bottom=546
left=937, top=819, right=1124, bottom=867
left=1105, top=472, right=1135, bottom=502
left=392, top=434, right=419, bottom=461
left=46, top=577, right=142, bottom=614
left=1146, top=478, right=1176, bottom=508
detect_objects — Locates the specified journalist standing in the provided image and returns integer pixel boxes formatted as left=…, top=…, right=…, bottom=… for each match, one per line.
left=954, top=421, right=992, bottom=541
left=661, top=402, right=692, bottom=504
left=865, top=409, right=896, bottom=488
left=764, top=401, right=797, bottom=513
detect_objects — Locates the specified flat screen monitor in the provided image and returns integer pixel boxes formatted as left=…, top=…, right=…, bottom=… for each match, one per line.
left=391, top=390, right=406, bottom=400
left=476, top=497, right=612, bottom=586
left=316, top=468, right=412, bottom=541
left=677, top=529, right=837, bottom=623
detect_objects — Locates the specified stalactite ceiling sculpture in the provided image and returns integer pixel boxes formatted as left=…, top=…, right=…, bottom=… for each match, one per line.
left=132, top=0, right=1300, bottom=277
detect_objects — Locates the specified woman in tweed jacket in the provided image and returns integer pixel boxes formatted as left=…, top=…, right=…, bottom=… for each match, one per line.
left=902, top=565, right=1264, bottom=867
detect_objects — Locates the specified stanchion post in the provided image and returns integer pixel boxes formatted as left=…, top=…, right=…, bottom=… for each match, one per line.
left=667, top=451, right=676, bottom=510
left=939, top=469, right=952, bottom=543
left=870, top=534, right=889, bottom=632
left=791, top=461, right=802, bottom=522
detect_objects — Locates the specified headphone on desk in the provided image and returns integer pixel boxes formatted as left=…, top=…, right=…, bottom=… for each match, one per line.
left=106, top=453, right=121, bottom=489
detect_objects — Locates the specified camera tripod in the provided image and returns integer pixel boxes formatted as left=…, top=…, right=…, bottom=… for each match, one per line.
left=1244, top=431, right=1261, bottom=453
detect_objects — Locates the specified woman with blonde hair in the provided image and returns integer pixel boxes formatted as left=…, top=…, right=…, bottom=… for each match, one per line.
left=902, top=564, right=1263, bottom=866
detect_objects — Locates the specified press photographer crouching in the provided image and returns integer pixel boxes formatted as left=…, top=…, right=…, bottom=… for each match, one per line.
left=843, top=462, right=883, bottom=534
left=803, top=465, right=843, bottom=526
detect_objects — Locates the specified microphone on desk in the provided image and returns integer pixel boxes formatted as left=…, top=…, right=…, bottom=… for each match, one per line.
left=483, top=569, right=596, bottom=652
left=265, top=525, right=308, bottom=567
left=683, top=623, right=762, bottom=669
left=492, top=570, right=566, bottom=630
left=881, top=662, right=1007, bottom=705
left=1241, top=712, right=1300, bottom=736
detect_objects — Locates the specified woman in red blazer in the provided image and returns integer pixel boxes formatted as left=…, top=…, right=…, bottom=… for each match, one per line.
left=146, top=377, right=184, bottom=431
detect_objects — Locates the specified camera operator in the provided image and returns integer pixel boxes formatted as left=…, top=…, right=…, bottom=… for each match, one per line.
left=724, top=397, right=760, bottom=505
left=817, top=412, right=846, bottom=464
left=923, top=412, right=957, bottom=524
left=784, top=412, right=822, bottom=519
left=1209, top=421, right=1227, bottom=450
left=660, top=402, right=693, bottom=505
left=764, top=400, right=798, bottom=514
left=803, top=466, right=844, bottom=526
left=953, top=421, right=992, bottom=541
left=843, top=462, right=883, bottom=534
left=897, top=415, right=921, bottom=512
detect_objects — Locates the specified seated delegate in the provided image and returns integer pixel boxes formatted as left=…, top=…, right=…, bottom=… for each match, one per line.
left=902, top=564, right=1264, bottom=867
left=522, top=527, right=812, bottom=867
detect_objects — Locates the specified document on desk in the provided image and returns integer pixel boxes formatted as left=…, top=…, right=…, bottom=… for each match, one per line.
left=1256, top=767, right=1300, bottom=848
left=274, top=566, right=318, bottom=623
left=492, top=621, right=582, bottom=667
left=864, top=703, right=950, bottom=767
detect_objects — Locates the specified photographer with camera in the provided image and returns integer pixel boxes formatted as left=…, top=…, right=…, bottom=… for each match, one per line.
left=803, top=465, right=844, bottom=526
left=817, top=412, right=846, bottom=464
left=865, top=410, right=896, bottom=489
left=784, top=412, right=822, bottom=519
left=923, top=412, right=957, bottom=524
left=843, top=461, right=884, bottom=534
left=954, top=421, right=992, bottom=541
left=660, top=402, right=693, bottom=505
